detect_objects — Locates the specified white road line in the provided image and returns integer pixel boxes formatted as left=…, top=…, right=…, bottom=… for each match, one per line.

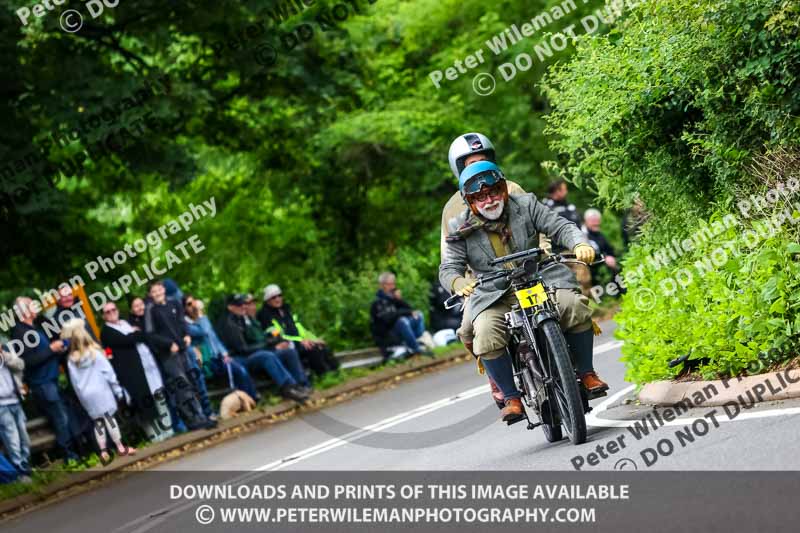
left=594, top=340, right=623, bottom=355
left=256, top=384, right=491, bottom=471
left=258, top=340, right=625, bottom=470
left=114, top=386, right=494, bottom=533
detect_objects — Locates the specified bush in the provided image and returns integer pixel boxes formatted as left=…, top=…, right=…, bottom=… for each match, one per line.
left=616, top=176, right=800, bottom=383
left=543, top=0, right=800, bottom=237
left=543, top=0, right=800, bottom=383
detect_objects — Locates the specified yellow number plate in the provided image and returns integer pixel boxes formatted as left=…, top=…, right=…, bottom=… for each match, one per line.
left=515, top=284, right=547, bottom=308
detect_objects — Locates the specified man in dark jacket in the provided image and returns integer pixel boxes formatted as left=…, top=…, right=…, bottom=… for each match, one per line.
left=582, top=209, right=620, bottom=286
left=144, top=280, right=214, bottom=430
left=370, top=273, right=433, bottom=359
left=544, top=179, right=592, bottom=294
left=10, top=296, right=79, bottom=462
left=257, top=285, right=339, bottom=376
left=216, top=294, right=309, bottom=403
left=543, top=179, right=582, bottom=227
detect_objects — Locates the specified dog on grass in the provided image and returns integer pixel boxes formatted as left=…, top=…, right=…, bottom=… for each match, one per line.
left=219, top=390, right=257, bottom=420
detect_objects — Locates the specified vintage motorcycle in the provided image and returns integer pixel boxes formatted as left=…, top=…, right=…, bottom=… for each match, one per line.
left=447, top=247, right=606, bottom=445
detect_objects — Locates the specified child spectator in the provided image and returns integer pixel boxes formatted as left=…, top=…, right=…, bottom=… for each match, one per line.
left=0, top=344, right=32, bottom=482
left=61, top=319, right=136, bottom=463
left=144, top=281, right=215, bottom=430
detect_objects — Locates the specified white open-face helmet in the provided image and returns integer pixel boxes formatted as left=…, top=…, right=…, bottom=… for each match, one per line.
left=448, top=133, right=496, bottom=179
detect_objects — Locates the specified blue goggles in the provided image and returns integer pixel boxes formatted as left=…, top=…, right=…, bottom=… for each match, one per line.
left=458, top=160, right=505, bottom=195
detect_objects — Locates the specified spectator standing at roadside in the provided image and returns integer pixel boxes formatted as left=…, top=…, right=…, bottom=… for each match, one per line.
left=61, top=319, right=137, bottom=463
left=216, top=294, right=309, bottom=403
left=582, top=208, right=619, bottom=285
left=176, top=297, right=216, bottom=422
left=144, top=281, right=215, bottom=430
left=0, top=344, right=32, bottom=482
left=543, top=179, right=582, bottom=227
left=51, top=287, right=96, bottom=339
left=11, top=296, right=79, bottom=463
left=100, top=302, right=173, bottom=442
left=133, top=293, right=187, bottom=433
left=257, top=285, right=339, bottom=376
left=544, top=179, right=591, bottom=294
left=184, top=296, right=260, bottom=402
left=370, top=272, right=434, bottom=359
left=128, top=297, right=146, bottom=331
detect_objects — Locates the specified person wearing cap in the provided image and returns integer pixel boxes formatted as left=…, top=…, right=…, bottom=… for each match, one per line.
left=441, top=133, right=609, bottom=423
left=216, top=294, right=310, bottom=403
left=257, top=285, right=339, bottom=376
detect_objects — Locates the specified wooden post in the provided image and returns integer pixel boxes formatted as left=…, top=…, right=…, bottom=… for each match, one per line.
left=74, top=284, right=100, bottom=339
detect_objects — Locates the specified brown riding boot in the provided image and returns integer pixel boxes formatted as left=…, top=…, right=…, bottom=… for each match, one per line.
left=580, top=371, right=609, bottom=393
left=501, top=398, right=524, bottom=423
left=489, top=377, right=505, bottom=410
left=468, top=342, right=506, bottom=409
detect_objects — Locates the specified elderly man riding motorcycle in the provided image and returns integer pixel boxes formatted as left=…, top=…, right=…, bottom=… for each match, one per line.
left=440, top=133, right=608, bottom=422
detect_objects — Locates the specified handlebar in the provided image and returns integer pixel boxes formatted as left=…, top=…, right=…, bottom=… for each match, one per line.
left=488, top=247, right=543, bottom=266
left=443, top=249, right=607, bottom=310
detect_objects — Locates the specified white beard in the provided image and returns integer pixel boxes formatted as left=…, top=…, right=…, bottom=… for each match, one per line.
left=477, top=200, right=504, bottom=220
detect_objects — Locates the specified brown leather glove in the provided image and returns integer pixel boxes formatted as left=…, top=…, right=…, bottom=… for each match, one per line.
left=574, top=243, right=596, bottom=263
left=452, top=277, right=478, bottom=297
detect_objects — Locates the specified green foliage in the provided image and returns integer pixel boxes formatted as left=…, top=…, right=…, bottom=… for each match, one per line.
left=1, top=0, right=609, bottom=348
left=543, top=0, right=800, bottom=238
left=544, top=0, right=800, bottom=382
left=617, top=203, right=800, bottom=383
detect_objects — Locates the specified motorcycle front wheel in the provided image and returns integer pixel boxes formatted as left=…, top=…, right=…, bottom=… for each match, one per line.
left=541, top=319, right=587, bottom=444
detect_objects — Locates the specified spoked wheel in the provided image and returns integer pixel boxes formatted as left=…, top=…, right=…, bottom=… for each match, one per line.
left=541, top=319, right=587, bottom=444
left=539, top=398, right=563, bottom=442
left=524, top=360, right=563, bottom=442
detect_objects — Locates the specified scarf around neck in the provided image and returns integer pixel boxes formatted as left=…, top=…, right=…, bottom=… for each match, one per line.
left=446, top=205, right=512, bottom=243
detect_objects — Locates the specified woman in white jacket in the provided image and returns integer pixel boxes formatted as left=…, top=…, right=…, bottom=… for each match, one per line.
left=61, top=319, right=136, bottom=463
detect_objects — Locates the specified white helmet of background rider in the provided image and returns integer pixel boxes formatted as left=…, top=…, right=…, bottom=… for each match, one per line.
left=448, top=132, right=496, bottom=179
